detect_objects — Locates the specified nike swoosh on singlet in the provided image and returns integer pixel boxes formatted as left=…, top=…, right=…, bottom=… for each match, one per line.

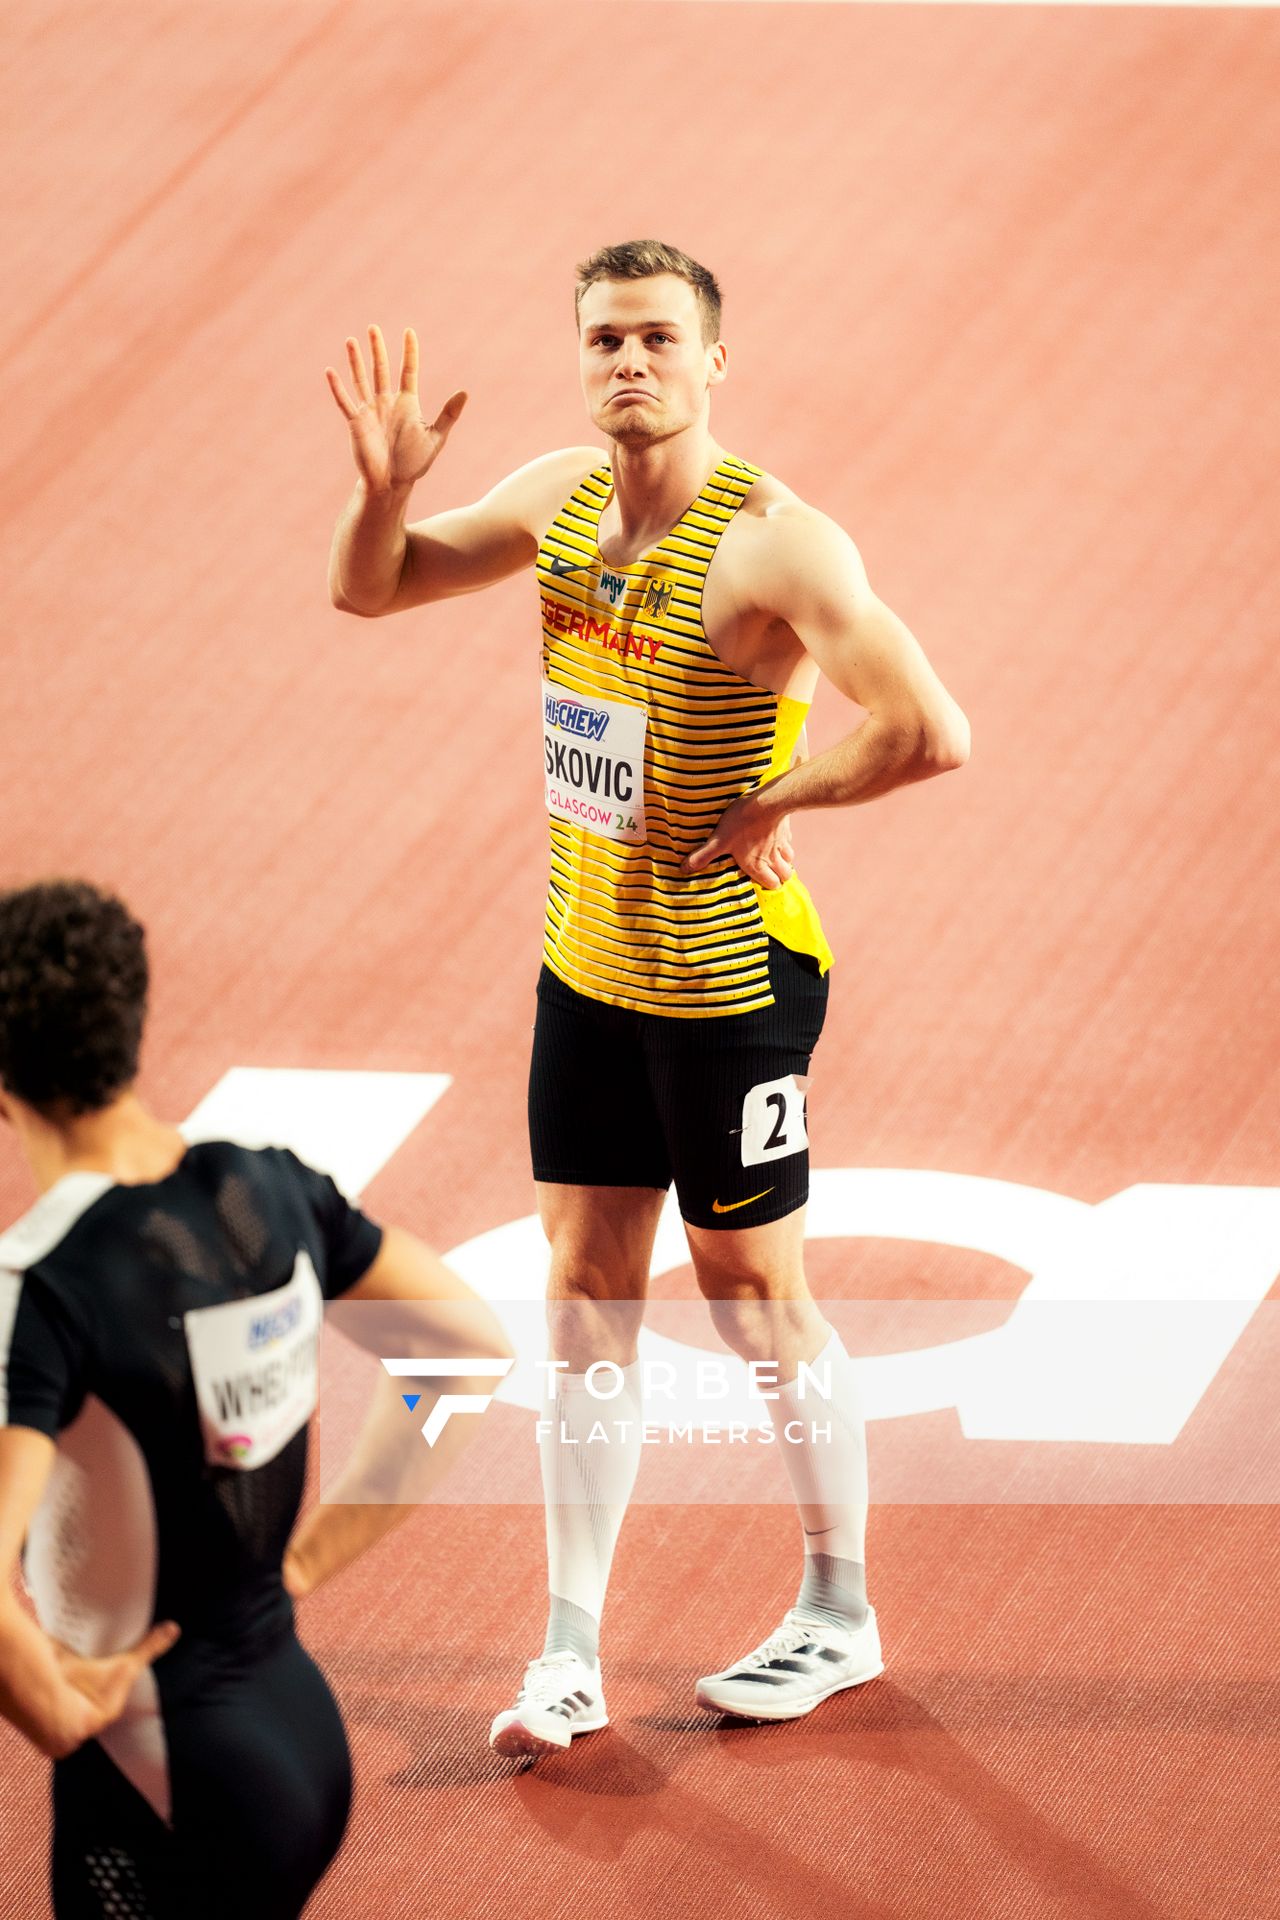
left=548, top=553, right=590, bottom=576
left=711, top=1189, right=774, bottom=1215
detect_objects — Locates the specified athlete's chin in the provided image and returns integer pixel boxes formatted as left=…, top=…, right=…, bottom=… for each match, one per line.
left=603, top=411, right=679, bottom=451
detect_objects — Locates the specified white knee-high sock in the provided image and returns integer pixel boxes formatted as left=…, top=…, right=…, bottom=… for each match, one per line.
left=768, top=1328, right=869, bottom=1629
left=540, top=1360, right=644, bottom=1665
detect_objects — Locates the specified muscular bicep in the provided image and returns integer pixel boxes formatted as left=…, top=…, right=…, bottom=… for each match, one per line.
left=767, top=511, right=969, bottom=746
left=813, top=584, right=955, bottom=728
left=393, top=446, right=601, bottom=612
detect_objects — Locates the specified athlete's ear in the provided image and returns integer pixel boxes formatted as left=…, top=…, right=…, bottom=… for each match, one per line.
left=707, top=341, right=728, bottom=389
left=0, top=1091, right=11, bottom=1127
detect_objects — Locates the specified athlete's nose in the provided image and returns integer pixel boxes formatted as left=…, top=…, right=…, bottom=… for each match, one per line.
left=616, top=336, right=647, bottom=378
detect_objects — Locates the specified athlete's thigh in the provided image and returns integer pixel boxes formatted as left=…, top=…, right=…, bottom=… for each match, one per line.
left=169, top=1635, right=351, bottom=1920
left=52, top=1740, right=188, bottom=1919
left=528, top=964, right=671, bottom=1191
left=537, top=1180, right=667, bottom=1290
left=645, top=940, right=829, bottom=1235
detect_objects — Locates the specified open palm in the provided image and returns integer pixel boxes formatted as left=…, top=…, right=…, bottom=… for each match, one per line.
left=326, top=325, right=466, bottom=494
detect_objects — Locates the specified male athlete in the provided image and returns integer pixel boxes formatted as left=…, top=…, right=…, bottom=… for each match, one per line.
left=326, top=240, right=970, bottom=1754
left=0, top=879, right=509, bottom=1913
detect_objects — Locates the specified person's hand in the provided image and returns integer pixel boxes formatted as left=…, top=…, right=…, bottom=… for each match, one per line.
left=50, top=1621, right=180, bottom=1750
left=325, top=325, right=467, bottom=497
left=681, top=790, right=796, bottom=890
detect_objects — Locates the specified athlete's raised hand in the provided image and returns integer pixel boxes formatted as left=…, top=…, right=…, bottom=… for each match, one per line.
left=325, top=325, right=467, bottom=496
left=682, top=790, right=797, bottom=891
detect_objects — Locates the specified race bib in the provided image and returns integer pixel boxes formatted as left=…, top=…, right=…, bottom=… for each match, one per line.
left=741, top=1075, right=810, bottom=1167
left=542, top=678, right=648, bottom=845
left=184, top=1251, right=322, bottom=1470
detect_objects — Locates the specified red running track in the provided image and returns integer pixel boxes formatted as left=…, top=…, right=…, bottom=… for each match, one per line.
left=2, top=3, right=1279, bottom=1914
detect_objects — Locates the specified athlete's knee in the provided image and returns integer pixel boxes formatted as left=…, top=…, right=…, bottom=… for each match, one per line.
left=701, top=1288, right=783, bottom=1363
left=542, top=1198, right=658, bottom=1307
left=691, top=1261, right=822, bottom=1366
left=547, top=1255, right=647, bottom=1305
left=690, top=1241, right=804, bottom=1305
left=540, top=1193, right=656, bottom=1363
left=545, top=1269, right=645, bottom=1373
left=545, top=1228, right=652, bottom=1367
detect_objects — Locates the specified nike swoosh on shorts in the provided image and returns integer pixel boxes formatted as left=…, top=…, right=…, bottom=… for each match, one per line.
left=711, top=1189, right=774, bottom=1215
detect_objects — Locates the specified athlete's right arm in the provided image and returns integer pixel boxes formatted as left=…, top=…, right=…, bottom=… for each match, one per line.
left=0, top=1428, right=178, bottom=1758
left=326, top=323, right=596, bottom=617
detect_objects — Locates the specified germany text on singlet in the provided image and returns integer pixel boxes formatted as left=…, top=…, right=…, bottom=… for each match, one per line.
left=537, top=453, right=833, bottom=1018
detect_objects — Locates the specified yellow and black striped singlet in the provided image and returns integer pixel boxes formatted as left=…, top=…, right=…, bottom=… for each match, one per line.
left=537, top=453, right=833, bottom=1018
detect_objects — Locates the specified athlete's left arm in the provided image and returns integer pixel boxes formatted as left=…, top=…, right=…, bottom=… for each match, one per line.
left=684, top=509, right=969, bottom=874
left=282, top=1228, right=514, bottom=1599
left=0, top=1428, right=178, bottom=1757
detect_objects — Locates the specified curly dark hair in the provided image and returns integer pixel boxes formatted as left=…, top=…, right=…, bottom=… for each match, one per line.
left=0, top=880, right=149, bottom=1117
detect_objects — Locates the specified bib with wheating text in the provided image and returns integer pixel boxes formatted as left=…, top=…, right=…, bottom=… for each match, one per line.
left=184, top=1251, right=322, bottom=1470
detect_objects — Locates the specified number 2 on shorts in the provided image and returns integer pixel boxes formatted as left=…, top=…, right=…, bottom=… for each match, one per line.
left=740, top=1075, right=810, bottom=1168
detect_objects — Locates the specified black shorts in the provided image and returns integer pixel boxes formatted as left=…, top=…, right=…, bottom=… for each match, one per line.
left=529, top=939, right=829, bottom=1232
left=51, top=1629, right=351, bottom=1920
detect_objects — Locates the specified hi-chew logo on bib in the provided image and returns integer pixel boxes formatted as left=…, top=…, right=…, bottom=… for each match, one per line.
left=185, top=1251, right=323, bottom=1470
left=542, top=678, right=648, bottom=845
left=545, top=694, right=609, bottom=743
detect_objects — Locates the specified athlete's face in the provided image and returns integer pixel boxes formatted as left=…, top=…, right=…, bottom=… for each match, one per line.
left=578, top=275, right=726, bottom=448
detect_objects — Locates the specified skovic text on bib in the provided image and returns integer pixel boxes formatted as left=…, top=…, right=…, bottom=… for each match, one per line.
left=541, top=678, right=648, bottom=846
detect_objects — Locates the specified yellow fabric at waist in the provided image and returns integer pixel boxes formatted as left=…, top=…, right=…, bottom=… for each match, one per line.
left=752, top=692, right=834, bottom=974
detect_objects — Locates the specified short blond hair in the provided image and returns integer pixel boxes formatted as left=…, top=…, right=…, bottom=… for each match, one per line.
left=575, top=239, right=722, bottom=346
